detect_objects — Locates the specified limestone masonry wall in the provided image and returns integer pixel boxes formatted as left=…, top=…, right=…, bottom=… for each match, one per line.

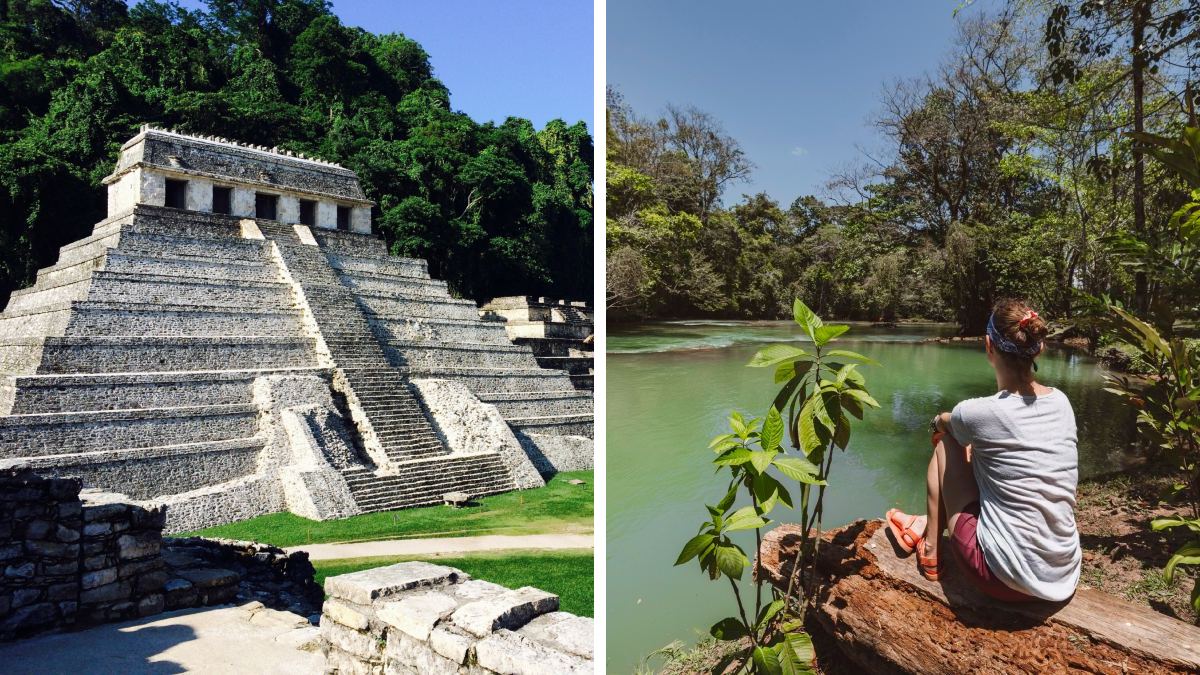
left=320, top=561, right=593, bottom=674
left=0, top=467, right=322, bottom=641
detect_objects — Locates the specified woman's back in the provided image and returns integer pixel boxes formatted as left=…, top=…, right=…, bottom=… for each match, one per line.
left=949, top=388, right=1081, bottom=601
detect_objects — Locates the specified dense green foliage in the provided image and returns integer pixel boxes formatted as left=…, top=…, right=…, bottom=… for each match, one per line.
left=673, top=302, right=880, bottom=673
left=607, top=4, right=1198, bottom=333
left=313, top=550, right=594, bottom=616
left=181, top=470, right=593, bottom=546
left=0, top=0, right=592, bottom=305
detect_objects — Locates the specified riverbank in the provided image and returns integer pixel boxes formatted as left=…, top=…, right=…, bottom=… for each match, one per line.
left=646, top=464, right=1197, bottom=673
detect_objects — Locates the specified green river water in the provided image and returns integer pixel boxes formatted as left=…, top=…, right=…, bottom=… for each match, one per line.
left=605, top=320, right=1136, bottom=673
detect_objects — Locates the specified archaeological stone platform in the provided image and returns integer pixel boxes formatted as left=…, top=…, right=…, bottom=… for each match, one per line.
left=0, top=128, right=592, bottom=531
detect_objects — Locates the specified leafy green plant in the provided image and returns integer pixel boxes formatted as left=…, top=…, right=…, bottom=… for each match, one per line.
left=674, top=300, right=880, bottom=673
left=1150, top=515, right=1200, bottom=613
left=1103, top=302, right=1200, bottom=613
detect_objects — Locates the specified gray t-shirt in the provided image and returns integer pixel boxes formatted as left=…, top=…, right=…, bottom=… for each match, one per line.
left=948, top=388, right=1081, bottom=601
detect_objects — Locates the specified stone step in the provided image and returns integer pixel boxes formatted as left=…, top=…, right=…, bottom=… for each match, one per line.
left=86, top=271, right=294, bottom=309
left=354, top=293, right=479, bottom=321
left=533, top=355, right=595, bottom=376
left=5, top=277, right=93, bottom=313
left=380, top=340, right=539, bottom=370
left=0, top=403, right=259, bottom=455
left=480, top=392, right=593, bottom=418
left=62, top=301, right=306, bottom=337
left=13, top=436, right=264, bottom=500
left=32, top=335, right=317, bottom=375
left=395, top=367, right=577, bottom=394
left=0, top=305, right=73, bottom=340
left=99, top=249, right=278, bottom=283
left=311, top=229, right=390, bottom=258
left=514, top=336, right=594, bottom=357
left=340, top=454, right=516, bottom=511
left=368, top=316, right=512, bottom=345
left=506, top=414, right=594, bottom=438
left=325, top=252, right=429, bottom=280
left=501, top=322, right=594, bottom=342
left=1, top=368, right=328, bottom=415
left=335, top=271, right=447, bottom=297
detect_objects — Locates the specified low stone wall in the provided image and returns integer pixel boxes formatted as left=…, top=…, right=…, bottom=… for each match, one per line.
left=0, top=469, right=166, bottom=639
left=0, top=467, right=322, bottom=640
left=517, top=432, right=594, bottom=475
left=320, top=561, right=593, bottom=674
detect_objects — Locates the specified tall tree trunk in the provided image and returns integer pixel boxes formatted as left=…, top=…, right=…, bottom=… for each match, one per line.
left=1132, top=0, right=1149, bottom=312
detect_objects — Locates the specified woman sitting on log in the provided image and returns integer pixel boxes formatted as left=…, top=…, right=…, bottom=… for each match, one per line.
left=885, top=298, right=1081, bottom=602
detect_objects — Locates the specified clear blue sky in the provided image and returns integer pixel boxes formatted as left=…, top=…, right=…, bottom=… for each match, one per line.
left=608, top=0, right=1003, bottom=205
left=137, top=0, right=593, bottom=132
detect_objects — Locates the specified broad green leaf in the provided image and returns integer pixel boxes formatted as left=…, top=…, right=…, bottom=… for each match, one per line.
left=845, top=388, right=880, bottom=408
left=1164, top=542, right=1200, bottom=582
left=749, top=343, right=811, bottom=368
left=715, top=542, right=748, bottom=579
left=761, top=407, right=785, bottom=451
left=825, top=349, right=880, bottom=366
left=710, top=616, right=749, bottom=641
left=812, top=323, right=849, bottom=346
left=779, top=630, right=816, bottom=674
left=793, top=299, right=821, bottom=337
left=714, top=447, right=753, bottom=467
left=774, top=455, right=825, bottom=485
left=1192, top=579, right=1200, bottom=613
left=724, top=505, right=768, bottom=532
left=798, top=396, right=821, bottom=455
left=749, top=450, right=776, bottom=474
left=755, top=599, right=786, bottom=630
left=675, top=534, right=713, bottom=565
left=711, top=438, right=740, bottom=454
left=1152, top=516, right=1200, bottom=532
left=834, top=363, right=858, bottom=386
left=753, top=473, right=783, bottom=513
left=833, top=419, right=851, bottom=449
left=753, top=645, right=782, bottom=675
left=843, top=396, right=864, bottom=419
left=708, top=433, right=735, bottom=448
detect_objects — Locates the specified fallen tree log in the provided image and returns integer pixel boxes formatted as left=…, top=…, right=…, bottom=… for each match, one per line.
left=758, top=519, right=1200, bottom=674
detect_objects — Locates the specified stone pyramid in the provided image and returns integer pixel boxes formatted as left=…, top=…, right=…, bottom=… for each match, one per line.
left=0, top=127, right=592, bottom=531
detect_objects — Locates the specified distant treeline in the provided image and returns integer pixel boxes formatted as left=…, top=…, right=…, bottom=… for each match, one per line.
left=606, top=3, right=1199, bottom=333
left=0, top=0, right=593, bottom=305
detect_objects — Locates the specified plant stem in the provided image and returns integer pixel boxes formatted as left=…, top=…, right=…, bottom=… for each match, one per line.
left=729, top=576, right=757, bottom=648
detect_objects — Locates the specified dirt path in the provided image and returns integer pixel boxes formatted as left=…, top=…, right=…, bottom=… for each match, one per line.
left=287, top=533, right=594, bottom=560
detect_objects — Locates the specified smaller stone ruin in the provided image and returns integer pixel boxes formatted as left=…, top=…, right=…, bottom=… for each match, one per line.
left=321, top=561, right=593, bottom=674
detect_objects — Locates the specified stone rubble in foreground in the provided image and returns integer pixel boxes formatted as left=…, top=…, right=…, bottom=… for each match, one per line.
left=0, top=127, right=593, bottom=532
left=320, top=561, right=593, bottom=674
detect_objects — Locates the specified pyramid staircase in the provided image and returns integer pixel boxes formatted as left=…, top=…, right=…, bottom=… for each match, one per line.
left=310, top=229, right=594, bottom=440
left=0, top=206, right=523, bottom=515
left=257, top=222, right=519, bottom=510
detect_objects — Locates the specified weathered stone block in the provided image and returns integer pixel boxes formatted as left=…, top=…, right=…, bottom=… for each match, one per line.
left=385, top=629, right=460, bottom=674
left=43, top=560, right=79, bottom=575
left=55, top=524, right=80, bottom=543
left=79, top=580, right=131, bottom=605
left=81, top=567, right=119, bottom=590
left=134, top=570, right=170, bottom=594
left=0, top=543, right=23, bottom=561
left=322, top=598, right=369, bottom=630
left=117, top=532, right=160, bottom=560
left=324, top=562, right=466, bottom=606
left=84, top=554, right=114, bottom=571
left=24, top=519, right=52, bottom=540
left=320, top=620, right=380, bottom=661
left=428, top=624, right=475, bottom=664
left=47, top=581, right=77, bottom=602
left=518, top=612, right=594, bottom=660
left=25, top=539, right=73, bottom=558
left=1, top=602, right=57, bottom=633
left=176, top=567, right=238, bottom=589
left=450, top=587, right=558, bottom=638
left=377, top=592, right=458, bottom=642
left=474, top=630, right=590, bottom=675
left=12, top=588, right=43, bottom=608
left=448, top=579, right=507, bottom=604
left=83, top=522, right=113, bottom=537
left=84, top=502, right=129, bottom=523
left=6, top=562, right=35, bottom=578
left=137, top=593, right=165, bottom=617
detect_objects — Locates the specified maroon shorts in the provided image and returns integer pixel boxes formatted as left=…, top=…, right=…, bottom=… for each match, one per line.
left=950, top=502, right=1036, bottom=602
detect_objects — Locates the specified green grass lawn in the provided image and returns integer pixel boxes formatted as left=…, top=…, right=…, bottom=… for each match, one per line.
left=314, top=550, right=594, bottom=617
left=180, top=470, right=593, bottom=547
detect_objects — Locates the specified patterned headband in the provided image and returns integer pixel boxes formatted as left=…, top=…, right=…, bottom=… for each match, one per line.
left=986, top=313, right=1043, bottom=357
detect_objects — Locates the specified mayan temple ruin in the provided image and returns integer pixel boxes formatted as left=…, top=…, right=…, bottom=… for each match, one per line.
left=0, top=127, right=593, bottom=532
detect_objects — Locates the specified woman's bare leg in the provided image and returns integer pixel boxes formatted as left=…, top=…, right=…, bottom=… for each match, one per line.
left=925, top=434, right=979, bottom=558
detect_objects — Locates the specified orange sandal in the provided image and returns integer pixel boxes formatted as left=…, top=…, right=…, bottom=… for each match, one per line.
left=917, top=544, right=941, bottom=581
left=885, top=509, right=926, bottom=555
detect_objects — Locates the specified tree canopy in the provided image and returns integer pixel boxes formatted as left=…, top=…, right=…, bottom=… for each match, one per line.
left=607, top=3, right=1199, bottom=333
left=0, top=0, right=593, bottom=305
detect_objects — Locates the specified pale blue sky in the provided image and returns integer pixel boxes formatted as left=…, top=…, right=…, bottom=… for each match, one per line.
left=130, top=0, right=593, bottom=131
left=608, top=0, right=1005, bottom=204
